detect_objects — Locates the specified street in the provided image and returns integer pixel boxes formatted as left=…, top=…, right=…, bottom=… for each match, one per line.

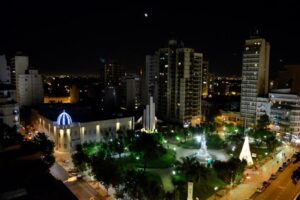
left=208, top=145, right=295, bottom=200
left=50, top=163, right=108, bottom=200
left=254, top=159, right=300, bottom=200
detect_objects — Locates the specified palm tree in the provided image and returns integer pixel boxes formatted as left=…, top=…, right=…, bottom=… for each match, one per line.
left=175, top=157, right=207, bottom=182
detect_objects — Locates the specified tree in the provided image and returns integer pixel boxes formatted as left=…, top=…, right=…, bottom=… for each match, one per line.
left=292, top=153, right=300, bottom=184
left=90, top=156, right=123, bottom=188
left=0, top=122, right=23, bottom=148
left=130, top=133, right=165, bottom=172
left=251, top=129, right=278, bottom=152
left=257, top=114, right=270, bottom=130
left=72, top=145, right=90, bottom=172
left=33, top=132, right=55, bottom=167
left=122, top=169, right=165, bottom=200
left=33, top=132, right=54, bottom=155
left=123, top=169, right=145, bottom=199
left=181, top=128, right=188, bottom=142
left=213, top=158, right=247, bottom=184
left=175, top=157, right=207, bottom=183
left=111, top=139, right=125, bottom=158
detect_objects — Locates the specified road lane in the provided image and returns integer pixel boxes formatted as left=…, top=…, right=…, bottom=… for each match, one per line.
left=255, top=161, right=300, bottom=200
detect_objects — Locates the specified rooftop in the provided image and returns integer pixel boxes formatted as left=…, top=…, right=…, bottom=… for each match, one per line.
left=35, top=104, right=133, bottom=122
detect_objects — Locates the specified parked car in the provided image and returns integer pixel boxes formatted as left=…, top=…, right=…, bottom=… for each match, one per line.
left=278, top=167, right=284, bottom=172
left=257, top=185, right=265, bottom=193
left=263, top=181, right=271, bottom=188
left=270, top=173, right=277, bottom=180
left=287, top=159, right=291, bottom=164
left=283, top=162, right=287, bottom=167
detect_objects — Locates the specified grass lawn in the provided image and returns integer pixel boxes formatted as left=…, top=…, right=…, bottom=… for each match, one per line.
left=116, top=149, right=176, bottom=169
left=178, top=140, right=200, bottom=149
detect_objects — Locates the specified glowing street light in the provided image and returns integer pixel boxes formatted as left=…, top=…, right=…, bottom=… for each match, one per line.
left=172, top=170, right=176, bottom=175
left=195, top=135, right=201, bottom=143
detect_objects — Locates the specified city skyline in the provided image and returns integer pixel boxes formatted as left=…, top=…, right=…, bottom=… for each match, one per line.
left=0, top=1, right=300, bottom=76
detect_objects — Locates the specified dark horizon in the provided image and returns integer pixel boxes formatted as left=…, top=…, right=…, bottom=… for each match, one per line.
left=1, top=1, right=300, bottom=77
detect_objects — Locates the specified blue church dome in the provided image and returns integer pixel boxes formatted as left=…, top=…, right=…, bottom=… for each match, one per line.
left=57, top=110, right=73, bottom=126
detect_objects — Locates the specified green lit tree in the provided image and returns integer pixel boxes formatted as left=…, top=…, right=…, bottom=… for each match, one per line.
left=256, top=114, right=270, bottom=130
left=130, top=132, right=165, bottom=172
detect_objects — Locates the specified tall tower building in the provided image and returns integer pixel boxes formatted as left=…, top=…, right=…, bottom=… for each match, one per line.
left=202, top=60, right=209, bottom=97
left=123, top=73, right=141, bottom=111
left=10, top=54, right=29, bottom=85
left=144, top=54, right=159, bottom=105
left=148, top=40, right=202, bottom=125
left=0, top=55, right=11, bottom=84
left=240, top=36, right=270, bottom=127
left=104, top=61, right=124, bottom=87
left=17, top=69, right=44, bottom=106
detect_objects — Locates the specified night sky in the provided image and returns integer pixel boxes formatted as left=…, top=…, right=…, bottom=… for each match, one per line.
left=1, top=1, right=300, bottom=76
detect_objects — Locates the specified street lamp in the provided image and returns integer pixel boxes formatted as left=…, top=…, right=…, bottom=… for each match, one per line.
left=195, top=135, right=201, bottom=143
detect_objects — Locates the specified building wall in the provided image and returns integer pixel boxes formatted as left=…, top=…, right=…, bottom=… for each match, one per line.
left=17, top=70, right=44, bottom=106
left=144, top=54, right=159, bottom=105
left=0, top=89, right=19, bottom=127
left=278, top=65, right=300, bottom=95
left=44, top=96, right=71, bottom=104
left=202, top=60, right=209, bottom=97
left=35, top=112, right=134, bottom=152
left=154, top=42, right=202, bottom=125
left=240, top=37, right=270, bottom=127
left=10, top=55, right=29, bottom=85
left=125, top=76, right=141, bottom=110
left=0, top=55, right=11, bottom=84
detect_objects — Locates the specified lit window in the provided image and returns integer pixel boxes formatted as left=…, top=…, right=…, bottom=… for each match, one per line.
left=165, top=65, right=168, bottom=68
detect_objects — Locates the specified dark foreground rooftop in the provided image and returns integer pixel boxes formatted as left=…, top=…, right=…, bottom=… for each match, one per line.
left=0, top=146, right=77, bottom=200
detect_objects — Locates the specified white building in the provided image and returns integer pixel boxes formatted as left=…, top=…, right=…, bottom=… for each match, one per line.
left=0, top=55, right=11, bottom=84
left=268, top=90, right=300, bottom=136
left=34, top=108, right=135, bottom=152
left=142, top=96, right=157, bottom=133
left=10, top=55, right=29, bottom=85
left=17, top=69, right=44, bottom=106
left=0, top=85, right=19, bottom=127
left=240, top=36, right=270, bottom=127
left=256, top=97, right=270, bottom=117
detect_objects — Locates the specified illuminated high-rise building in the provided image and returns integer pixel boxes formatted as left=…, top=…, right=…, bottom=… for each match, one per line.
left=148, top=40, right=202, bottom=125
left=104, top=61, right=124, bottom=87
left=202, top=60, right=209, bottom=97
left=240, top=36, right=270, bottom=127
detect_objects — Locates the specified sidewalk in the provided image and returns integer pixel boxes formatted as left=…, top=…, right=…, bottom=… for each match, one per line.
left=207, top=145, right=294, bottom=200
